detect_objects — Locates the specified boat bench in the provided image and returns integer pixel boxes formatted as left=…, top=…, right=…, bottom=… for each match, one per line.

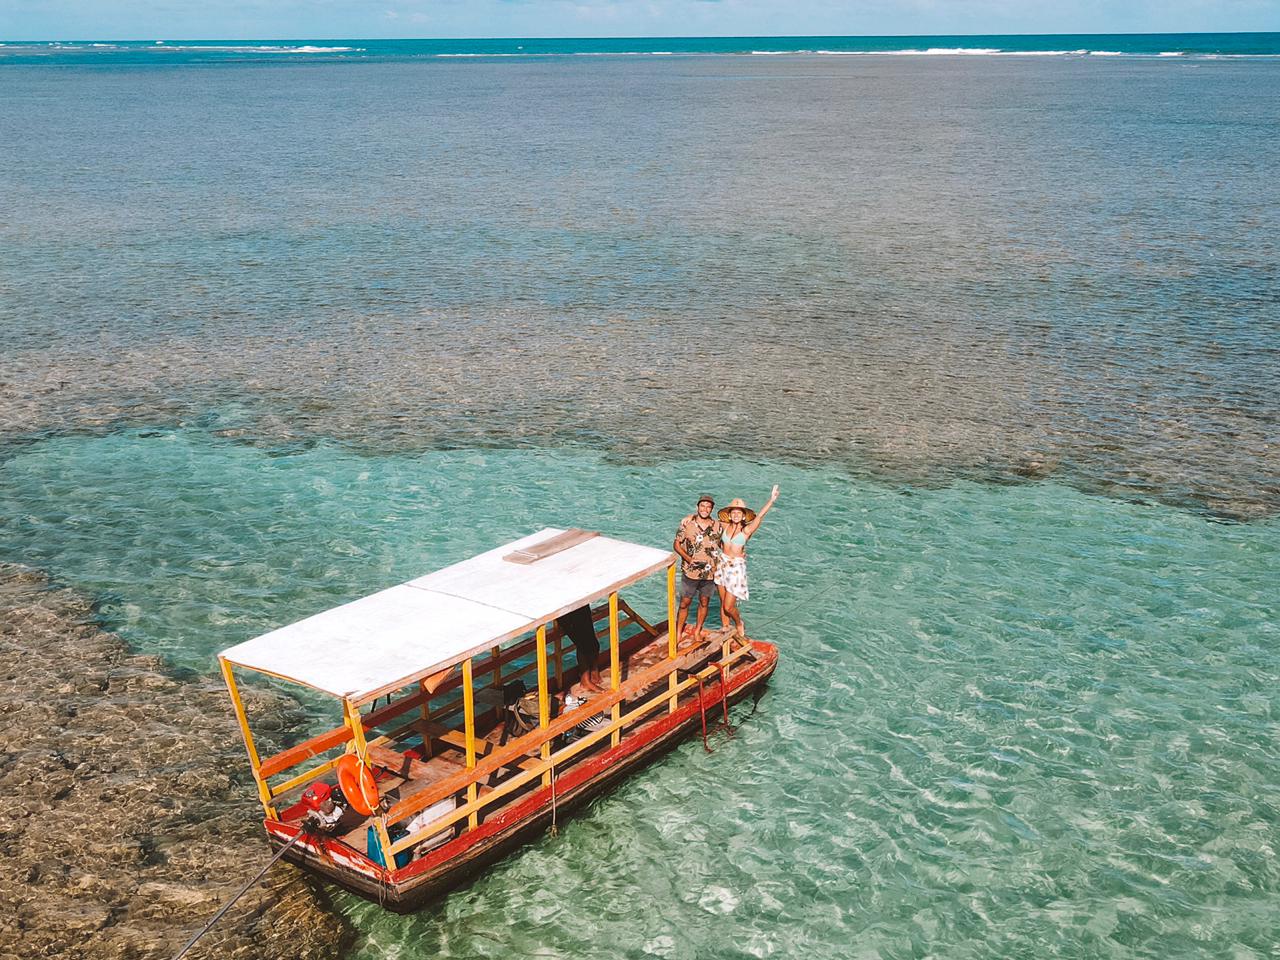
left=372, top=720, right=541, bottom=780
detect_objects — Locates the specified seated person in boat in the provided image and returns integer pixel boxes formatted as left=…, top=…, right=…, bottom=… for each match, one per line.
left=673, top=494, right=723, bottom=641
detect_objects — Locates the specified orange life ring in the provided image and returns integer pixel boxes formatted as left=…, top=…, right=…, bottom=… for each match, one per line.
left=337, top=753, right=379, bottom=816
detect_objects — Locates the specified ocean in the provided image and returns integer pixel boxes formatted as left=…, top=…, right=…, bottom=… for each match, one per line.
left=1, top=33, right=1277, bottom=958
left=3, top=32, right=1280, bottom=62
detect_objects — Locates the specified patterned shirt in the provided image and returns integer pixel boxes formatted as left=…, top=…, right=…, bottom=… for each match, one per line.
left=675, top=514, right=723, bottom=580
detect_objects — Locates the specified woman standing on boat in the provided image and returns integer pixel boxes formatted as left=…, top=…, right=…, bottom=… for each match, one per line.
left=715, top=485, right=779, bottom=639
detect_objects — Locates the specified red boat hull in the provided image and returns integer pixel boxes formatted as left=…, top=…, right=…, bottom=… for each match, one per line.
left=265, top=639, right=778, bottom=912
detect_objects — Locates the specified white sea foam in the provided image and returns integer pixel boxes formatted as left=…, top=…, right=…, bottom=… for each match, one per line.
left=22, top=41, right=1263, bottom=62
left=813, top=47, right=1006, bottom=55
left=148, top=44, right=359, bottom=53
left=435, top=51, right=683, bottom=57
left=437, top=52, right=571, bottom=57
left=807, top=47, right=1087, bottom=57
left=280, top=45, right=357, bottom=53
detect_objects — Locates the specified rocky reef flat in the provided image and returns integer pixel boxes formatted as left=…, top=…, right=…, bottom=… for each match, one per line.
left=0, top=564, right=353, bottom=960
left=2, top=306, right=1274, bottom=521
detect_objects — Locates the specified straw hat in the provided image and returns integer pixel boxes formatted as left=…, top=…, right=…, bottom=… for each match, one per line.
left=717, top=498, right=756, bottom=523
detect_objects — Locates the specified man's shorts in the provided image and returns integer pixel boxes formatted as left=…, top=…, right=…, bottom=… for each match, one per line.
left=679, top=574, right=715, bottom=601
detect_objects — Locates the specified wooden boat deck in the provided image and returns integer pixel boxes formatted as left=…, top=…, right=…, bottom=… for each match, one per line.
left=283, top=625, right=721, bottom=861
left=264, top=629, right=776, bottom=910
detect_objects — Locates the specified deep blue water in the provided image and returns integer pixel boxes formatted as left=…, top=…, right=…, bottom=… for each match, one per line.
left=2, top=32, right=1279, bottom=65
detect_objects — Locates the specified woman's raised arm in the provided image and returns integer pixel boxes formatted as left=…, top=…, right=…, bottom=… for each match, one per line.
left=744, top=484, right=779, bottom=537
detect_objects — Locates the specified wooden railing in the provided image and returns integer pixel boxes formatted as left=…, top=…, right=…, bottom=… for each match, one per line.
left=255, top=601, right=656, bottom=798
left=384, top=634, right=753, bottom=856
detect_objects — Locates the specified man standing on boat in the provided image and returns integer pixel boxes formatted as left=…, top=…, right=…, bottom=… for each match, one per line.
left=673, top=495, right=723, bottom=642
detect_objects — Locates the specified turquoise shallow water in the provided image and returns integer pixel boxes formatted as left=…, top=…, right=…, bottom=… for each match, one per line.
left=1, top=429, right=1277, bottom=957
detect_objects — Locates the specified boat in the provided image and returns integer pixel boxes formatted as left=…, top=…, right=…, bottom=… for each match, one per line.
left=217, top=527, right=779, bottom=912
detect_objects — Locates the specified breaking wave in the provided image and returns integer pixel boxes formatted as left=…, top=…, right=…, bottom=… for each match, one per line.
left=148, top=43, right=360, bottom=53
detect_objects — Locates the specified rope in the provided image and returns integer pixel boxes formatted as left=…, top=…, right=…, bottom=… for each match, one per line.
left=549, top=766, right=559, bottom=838
left=749, top=573, right=845, bottom=634
left=695, top=673, right=711, bottom=752
left=713, top=662, right=735, bottom=738
left=171, top=829, right=307, bottom=960
left=376, top=830, right=389, bottom=909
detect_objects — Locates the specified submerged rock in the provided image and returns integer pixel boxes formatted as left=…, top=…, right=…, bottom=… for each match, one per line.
left=0, top=564, right=354, bottom=960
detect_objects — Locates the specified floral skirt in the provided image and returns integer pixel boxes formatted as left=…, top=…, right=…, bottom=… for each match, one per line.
left=714, top=555, right=749, bottom=602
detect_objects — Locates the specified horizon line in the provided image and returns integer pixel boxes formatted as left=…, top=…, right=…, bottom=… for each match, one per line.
left=7, top=29, right=1279, bottom=44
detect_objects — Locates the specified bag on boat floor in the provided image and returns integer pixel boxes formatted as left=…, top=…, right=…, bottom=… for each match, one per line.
left=366, top=824, right=420, bottom=870
left=404, top=796, right=458, bottom=857
left=366, top=793, right=458, bottom=869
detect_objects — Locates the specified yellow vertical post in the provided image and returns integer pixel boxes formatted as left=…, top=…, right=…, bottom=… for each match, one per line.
left=667, top=561, right=678, bottom=714
left=536, top=624, right=551, bottom=787
left=219, top=657, right=278, bottom=819
left=345, top=698, right=393, bottom=862
left=462, top=658, right=478, bottom=830
left=667, top=562, right=678, bottom=657
left=609, top=592, right=621, bottom=747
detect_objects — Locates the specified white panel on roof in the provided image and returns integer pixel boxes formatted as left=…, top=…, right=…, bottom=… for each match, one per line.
left=408, top=531, right=672, bottom=619
left=220, top=528, right=675, bottom=701
left=219, top=585, right=529, bottom=699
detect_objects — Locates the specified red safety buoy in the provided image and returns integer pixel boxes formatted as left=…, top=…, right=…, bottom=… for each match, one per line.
left=336, top=753, right=379, bottom=816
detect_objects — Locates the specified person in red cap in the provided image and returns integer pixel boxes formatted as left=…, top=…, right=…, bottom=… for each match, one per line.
left=673, top=494, right=723, bottom=642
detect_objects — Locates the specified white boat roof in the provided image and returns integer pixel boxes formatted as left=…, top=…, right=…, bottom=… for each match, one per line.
left=219, top=528, right=674, bottom=703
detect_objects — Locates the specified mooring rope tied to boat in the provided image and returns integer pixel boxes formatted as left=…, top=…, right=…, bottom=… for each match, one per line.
left=170, top=829, right=307, bottom=960
left=695, top=672, right=712, bottom=751
left=751, top=573, right=844, bottom=633
left=713, top=662, right=734, bottom=737
left=549, top=765, right=559, bottom=837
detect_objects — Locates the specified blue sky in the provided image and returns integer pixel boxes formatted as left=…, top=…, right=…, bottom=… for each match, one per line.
left=1, top=0, right=1277, bottom=40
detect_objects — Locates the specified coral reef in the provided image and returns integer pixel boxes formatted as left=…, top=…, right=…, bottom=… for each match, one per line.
left=0, top=564, right=354, bottom=960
